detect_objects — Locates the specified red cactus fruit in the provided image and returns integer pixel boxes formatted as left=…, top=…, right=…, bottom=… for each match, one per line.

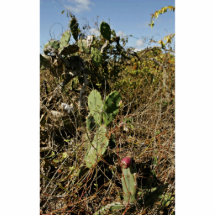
left=121, top=157, right=132, bottom=169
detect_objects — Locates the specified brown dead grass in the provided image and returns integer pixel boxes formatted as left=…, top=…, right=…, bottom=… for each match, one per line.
left=40, top=48, right=175, bottom=215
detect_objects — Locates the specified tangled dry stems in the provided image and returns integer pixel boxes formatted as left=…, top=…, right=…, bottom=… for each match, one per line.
left=40, top=48, right=175, bottom=215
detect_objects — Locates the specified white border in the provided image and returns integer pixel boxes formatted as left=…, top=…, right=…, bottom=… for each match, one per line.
left=176, top=0, right=216, bottom=215
left=1, top=0, right=39, bottom=215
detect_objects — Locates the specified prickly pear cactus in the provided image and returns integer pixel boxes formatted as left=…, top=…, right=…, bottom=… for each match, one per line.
left=59, top=44, right=79, bottom=56
left=59, top=30, right=71, bottom=52
left=77, top=39, right=90, bottom=53
left=85, top=90, right=121, bottom=168
left=103, top=91, right=121, bottom=126
left=86, top=114, right=97, bottom=132
left=84, top=125, right=109, bottom=168
left=40, top=54, right=51, bottom=70
left=43, top=40, right=60, bottom=56
left=100, top=22, right=111, bottom=40
left=69, top=16, right=79, bottom=41
left=88, top=90, right=103, bottom=125
left=91, top=47, right=102, bottom=66
left=121, top=157, right=137, bottom=204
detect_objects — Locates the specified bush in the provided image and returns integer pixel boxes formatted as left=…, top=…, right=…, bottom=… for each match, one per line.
left=40, top=15, right=175, bottom=215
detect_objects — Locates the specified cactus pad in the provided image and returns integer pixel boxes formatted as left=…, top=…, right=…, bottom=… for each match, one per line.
left=91, top=47, right=102, bottom=66
left=77, top=39, right=90, bottom=53
left=59, top=44, right=79, bottom=56
left=100, top=22, right=111, bottom=40
left=69, top=17, right=79, bottom=41
left=84, top=125, right=109, bottom=168
left=43, top=40, right=60, bottom=56
left=121, top=160, right=137, bottom=204
left=88, top=90, right=103, bottom=125
left=40, top=54, right=51, bottom=70
left=59, top=30, right=71, bottom=53
left=103, top=91, right=121, bottom=126
left=86, top=114, right=97, bottom=132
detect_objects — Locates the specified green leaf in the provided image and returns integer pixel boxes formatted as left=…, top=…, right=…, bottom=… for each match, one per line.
left=62, top=152, right=68, bottom=159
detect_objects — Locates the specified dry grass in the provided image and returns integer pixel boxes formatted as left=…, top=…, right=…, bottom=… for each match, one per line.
left=40, top=48, right=175, bottom=215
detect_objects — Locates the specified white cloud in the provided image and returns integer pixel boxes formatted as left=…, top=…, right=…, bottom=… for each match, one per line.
left=117, top=31, right=125, bottom=37
left=63, top=0, right=91, bottom=13
left=136, top=39, right=144, bottom=47
left=89, top=28, right=100, bottom=36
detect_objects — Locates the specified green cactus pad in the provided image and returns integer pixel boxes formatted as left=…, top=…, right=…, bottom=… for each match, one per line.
left=88, top=90, right=103, bottom=125
left=91, top=47, right=102, bottom=66
left=43, top=40, right=60, bottom=55
left=121, top=166, right=137, bottom=204
left=59, top=30, right=71, bottom=53
left=86, top=114, right=97, bottom=132
left=69, top=17, right=79, bottom=41
left=59, top=44, right=79, bottom=56
left=40, top=54, right=51, bottom=70
left=84, top=125, right=109, bottom=168
left=77, top=39, right=90, bottom=53
left=100, top=22, right=111, bottom=40
left=82, top=133, right=91, bottom=153
left=103, top=91, right=121, bottom=126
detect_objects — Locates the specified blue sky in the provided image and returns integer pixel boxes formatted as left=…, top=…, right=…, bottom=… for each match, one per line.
left=40, top=0, right=175, bottom=52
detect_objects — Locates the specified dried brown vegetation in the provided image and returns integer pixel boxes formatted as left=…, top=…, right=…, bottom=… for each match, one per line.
left=40, top=20, right=175, bottom=214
